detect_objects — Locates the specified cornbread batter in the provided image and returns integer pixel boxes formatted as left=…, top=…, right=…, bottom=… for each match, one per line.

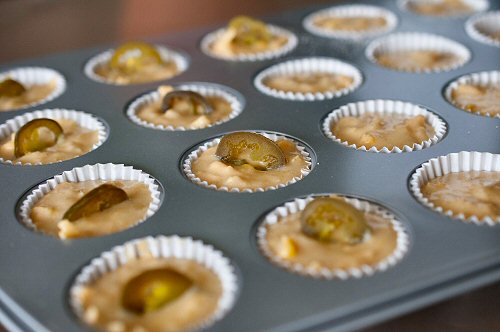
left=0, top=118, right=98, bottom=164
left=332, top=113, right=435, bottom=149
left=265, top=207, right=397, bottom=270
left=30, top=180, right=152, bottom=239
left=136, top=86, right=234, bottom=129
left=210, top=28, right=288, bottom=57
left=94, top=59, right=178, bottom=84
left=421, top=171, right=500, bottom=220
left=76, top=257, right=222, bottom=332
left=191, top=139, right=308, bottom=191
left=408, top=0, right=474, bottom=16
left=451, top=83, right=500, bottom=116
left=480, top=30, right=500, bottom=42
left=263, top=72, right=354, bottom=94
left=313, top=16, right=388, bottom=31
left=375, top=50, right=460, bottom=72
left=0, top=81, right=56, bottom=111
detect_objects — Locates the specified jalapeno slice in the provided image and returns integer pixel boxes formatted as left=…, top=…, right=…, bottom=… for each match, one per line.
left=301, top=197, right=369, bottom=244
left=0, top=78, right=26, bottom=97
left=228, top=15, right=271, bottom=47
left=215, top=132, right=286, bottom=171
left=62, top=184, right=128, bottom=221
left=110, top=42, right=163, bottom=73
left=122, top=268, right=192, bottom=314
left=161, top=90, right=213, bottom=115
left=14, top=118, right=63, bottom=157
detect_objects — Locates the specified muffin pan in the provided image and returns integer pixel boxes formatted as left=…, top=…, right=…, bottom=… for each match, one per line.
left=0, top=0, right=499, bottom=331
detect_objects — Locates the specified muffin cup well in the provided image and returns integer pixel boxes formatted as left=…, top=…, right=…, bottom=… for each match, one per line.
left=256, top=195, right=410, bottom=279
left=126, top=82, right=245, bottom=131
left=366, top=32, right=471, bottom=73
left=200, top=24, right=298, bottom=62
left=444, top=70, right=500, bottom=118
left=0, top=67, right=66, bottom=111
left=466, top=11, right=500, bottom=48
left=69, top=235, right=239, bottom=331
left=84, top=44, right=189, bottom=85
left=409, top=151, right=500, bottom=226
left=18, top=163, right=162, bottom=236
left=322, top=99, right=447, bottom=153
left=254, top=57, right=363, bottom=101
left=303, top=4, right=398, bottom=40
left=398, top=0, right=489, bottom=17
left=182, top=131, right=313, bottom=193
left=0, top=108, right=108, bottom=165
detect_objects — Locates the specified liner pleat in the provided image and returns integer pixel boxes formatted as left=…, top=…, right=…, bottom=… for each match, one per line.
left=200, top=25, right=298, bottom=61
left=0, top=108, right=108, bottom=165
left=303, top=4, right=398, bottom=40
left=398, top=0, right=489, bottom=17
left=466, top=11, right=500, bottom=48
left=409, top=151, right=500, bottom=225
left=69, top=235, right=239, bottom=331
left=365, top=32, right=471, bottom=73
left=18, top=163, right=162, bottom=234
left=84, top=45, right=189, bottom=85
left=254, top=57, right=363, bottom=101
left=126, top=83, right=244, bottom=131
left=444, top=70, right=500, bottom=118
left=183, top=132, right=312, bottom=193
left=0, top=67, right=66, bottom=111
left=256, top=195, right=411, bottom=279
left=322, top=99, right=447, bottom=153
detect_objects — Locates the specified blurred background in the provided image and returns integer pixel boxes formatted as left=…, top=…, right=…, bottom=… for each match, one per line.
left=0, top=0, right=499, bottom=331
left=0, top=0, right=336, bottom=63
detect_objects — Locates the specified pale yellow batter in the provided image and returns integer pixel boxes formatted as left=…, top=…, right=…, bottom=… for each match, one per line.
left=313, top=16, right=388, bottom=31
left=263, top=72, right=354, bottom=94
left=76, top=257, right=222, bottom=332
left=480, top=29, right=500, bottom=42
left=191, top=139, right=308, bottom=191
left=375, top=50, right=460, bottom=72
left=0, top=118, right=98, bottom=164
left=451, top=83, right=500, bottom=116
left=136, top=86, right=233, bottom=129
left=30, top=180, right=152, bottom=239
left=408, top=0, right=474, bottom=16
left=265, top=206, right=397, bottom=270
left=210, top=28, right=288, bottom=57
left=0, top=81, right=56, bottom=111
left=421, top=171, right=500, bottom=220
left=332, top=113, right=436, bottom=150
left=94, top=59, right=178, bottom=84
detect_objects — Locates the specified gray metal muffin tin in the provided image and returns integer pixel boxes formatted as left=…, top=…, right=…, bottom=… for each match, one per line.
left=0, top=0, right=499, bottom=331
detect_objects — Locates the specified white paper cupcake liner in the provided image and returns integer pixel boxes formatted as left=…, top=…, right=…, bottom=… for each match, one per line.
left=398, top=0, right=489, bottom=17
left=84, top=44, right=189, bottom=85
left=183, top=131, right=313, bottom=193
left=0, top=67, right=66, bottom=111
left=200, top=24, right=298, bottom=61
left=444, top=70, right=500, bottom=118
left=0, top=108, right=108, bottom=166
left=303, top=4, right=398, bottom=40
left=410, top=151, right=500, bottom=226
left=366, top=32, right=471, bottom=73
left=69, top=235, right=239, bottom=331
left=18, top=163, right=162, bottom=236
left=254, top=57, right=363, bottom=101
left=322, top=99, right=447, bottom=153
left=466, top=11, right=500, bottom=47
left=126, top=82, right=245, bottom=131
left=256, top=195, right=410, bottom=279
